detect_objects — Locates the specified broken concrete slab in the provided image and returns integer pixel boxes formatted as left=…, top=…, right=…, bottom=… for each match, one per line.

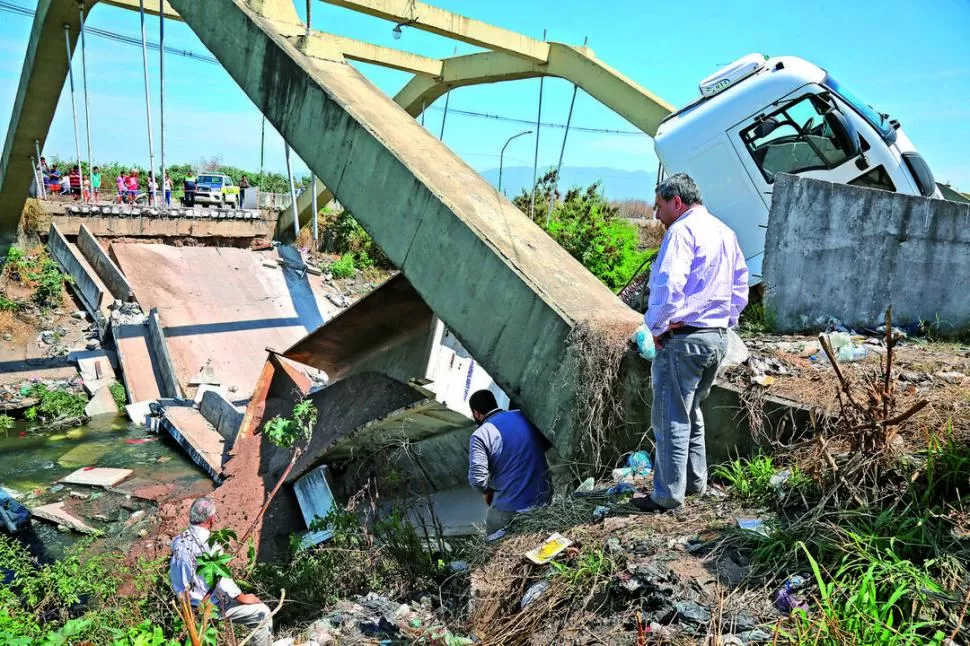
left=77, top=351, right=118, bottom=396
left=159, top=405, right=225, bottom=483
left=61, top=467, right=133, bottom=488
left=85, top=385, right=119, bottom=418
left=30, top=502, right=96, bottom=534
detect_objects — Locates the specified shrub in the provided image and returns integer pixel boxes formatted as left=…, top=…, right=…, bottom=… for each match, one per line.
left=514, top=171, right=655, bottom=291
left=25, top=384, right=87, bottom=423
left=329, top=253, right=356, bottom=279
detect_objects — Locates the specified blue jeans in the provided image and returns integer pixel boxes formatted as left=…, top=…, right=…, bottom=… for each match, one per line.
left=650, top=329, right=727, bottom=508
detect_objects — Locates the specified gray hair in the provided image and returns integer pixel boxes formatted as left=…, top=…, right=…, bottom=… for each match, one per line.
left=656, top=173, right=703, bottom=205
left=189, top=498, right=216, bottom=525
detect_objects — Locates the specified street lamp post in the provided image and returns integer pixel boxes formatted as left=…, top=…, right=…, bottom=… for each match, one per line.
left=499, top=130, right=533, bottom=195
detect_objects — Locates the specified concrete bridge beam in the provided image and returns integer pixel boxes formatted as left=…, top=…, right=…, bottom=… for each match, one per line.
left=169, top=0, right=639, bottom=448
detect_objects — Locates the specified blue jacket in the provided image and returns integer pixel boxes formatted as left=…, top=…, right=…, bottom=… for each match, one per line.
left=468, top=410, right=552, bottom=512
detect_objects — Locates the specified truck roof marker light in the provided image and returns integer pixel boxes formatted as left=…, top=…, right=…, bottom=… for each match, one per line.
left=699, top=53, right=766, bottom=98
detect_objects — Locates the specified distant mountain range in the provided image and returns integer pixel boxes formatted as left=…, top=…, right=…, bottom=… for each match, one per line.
left=480, top=166, right=656, bottom=201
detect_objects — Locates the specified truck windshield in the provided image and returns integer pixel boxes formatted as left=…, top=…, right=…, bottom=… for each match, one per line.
left=823, top=74, right=895, bottom=144
left=197, top=175, right=223, bottom=185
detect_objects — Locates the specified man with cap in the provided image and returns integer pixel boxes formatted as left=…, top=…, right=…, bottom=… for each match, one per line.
left=169, top=498, right=273, bottom=645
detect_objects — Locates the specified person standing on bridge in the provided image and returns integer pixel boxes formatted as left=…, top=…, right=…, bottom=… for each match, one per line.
left=635, top=173, right=748, bottom=513
left=467, top=390, right=553, bottom=536
left=169, top=498, right=274, bottom=645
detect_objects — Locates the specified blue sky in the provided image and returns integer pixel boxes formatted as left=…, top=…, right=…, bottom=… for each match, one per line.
left=1, top=0, right=968, bottom=194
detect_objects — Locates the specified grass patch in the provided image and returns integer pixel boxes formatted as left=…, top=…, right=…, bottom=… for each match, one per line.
left=713, top=453, right=813, bottom=503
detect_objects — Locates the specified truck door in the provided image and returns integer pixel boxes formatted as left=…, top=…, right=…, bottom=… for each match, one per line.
left=727, top=91, right=889, bottom=202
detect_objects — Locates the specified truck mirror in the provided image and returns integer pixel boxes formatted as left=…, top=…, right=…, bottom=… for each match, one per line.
left=823, top=107, right=861, bottom=158
left=753, top=117, right=780, bottom=139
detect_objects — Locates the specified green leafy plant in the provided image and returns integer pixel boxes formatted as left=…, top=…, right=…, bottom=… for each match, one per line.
left=551, top=548, right=616, bottom=593
left=329, top=253, right=356, bottom=279
left=25, top=384, right=87, bottom=423
left=237, top=401, right=318, bottom=550
left=0, top=294, right=20, bottom=312
left=0, top=413, right=13, bottom=433
left=110, top=381, right=128, bottom=412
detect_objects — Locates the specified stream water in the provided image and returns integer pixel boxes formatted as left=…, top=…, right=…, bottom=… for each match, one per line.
left=0, top=414, right=201, bottom=560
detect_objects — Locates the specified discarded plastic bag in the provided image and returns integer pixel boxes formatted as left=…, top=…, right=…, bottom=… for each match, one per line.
left=631, top=324, right=656, bottom=361
left=520, top=580, right=550, bottom=609
left=628, top=451, right=652, bottom=477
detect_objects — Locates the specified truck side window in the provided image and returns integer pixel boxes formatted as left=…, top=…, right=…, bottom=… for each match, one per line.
left=741, top=95, right=851, bottom=182
left=848, top=166, right=896, bottom=192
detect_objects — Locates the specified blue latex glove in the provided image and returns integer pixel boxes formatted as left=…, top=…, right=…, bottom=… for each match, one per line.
left=631, top=324, right=656, bottom=361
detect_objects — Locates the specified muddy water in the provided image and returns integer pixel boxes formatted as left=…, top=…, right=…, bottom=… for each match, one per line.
left=0, top=414, right=200, bottom=560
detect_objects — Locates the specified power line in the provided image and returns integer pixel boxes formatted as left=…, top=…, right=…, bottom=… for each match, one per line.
left=0, top=0, right=645, bottom=136
left=428, top=106, right=644, bottom=136
left=0, top=1, right=219, bottom=65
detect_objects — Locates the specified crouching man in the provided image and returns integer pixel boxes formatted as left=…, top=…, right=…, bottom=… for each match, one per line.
left=169, top=498, right=273, bottom=646
left=467, top=390, right=553, bottom=536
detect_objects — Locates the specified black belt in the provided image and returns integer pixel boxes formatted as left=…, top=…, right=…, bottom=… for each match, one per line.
left=668, top=325, right=725, bottom=336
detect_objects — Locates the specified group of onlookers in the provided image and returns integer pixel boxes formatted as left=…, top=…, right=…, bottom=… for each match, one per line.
left=38, top=157, right=101, bottom=202
left=36, top=157, right=172, bottom=206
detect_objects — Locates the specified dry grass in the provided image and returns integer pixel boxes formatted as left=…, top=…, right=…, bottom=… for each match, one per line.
left=564, top=316, right=639, bottom=477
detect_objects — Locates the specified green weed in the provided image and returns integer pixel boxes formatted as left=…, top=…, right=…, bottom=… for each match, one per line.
left=0, top=413, right=13, bottom=433
left=713, top=453, right=777, bottom=502
left=24, top=384, right=87, bottom=423
left=110, top=382, right=127, bottom=412
left=551, top=548, right=616, bottom=593
left=0, top=294, right=20, bottom=312
left=778, top=542, right=948, bottom=646
left=329, top=253, right=356, bottom=279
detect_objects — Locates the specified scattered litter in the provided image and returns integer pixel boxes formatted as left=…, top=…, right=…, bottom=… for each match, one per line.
left=672, top=600, right=711, bottom=624
left=124, top=437, right=157, bottom=445
left=574, top=477, right=595, bottom=494
left=525, top=532, right=573, bottom=565
left=737, top=518, right=769, bottom=537
left=519, top=580, right=550, bottom=609
left=606, top=481, right=636, bottom=496
left=774, top=575, right=808, bottom=615
left=628, top=451, right=652, bottom=477
left=69, top=491, right=90, bottom=501
left=753, top=375, right=775, bottom=386
left=612, top=467, right=634, bottom=484
left=592, top=505, right=611, bottom=522
left=769, top=469, right=791, bottom=490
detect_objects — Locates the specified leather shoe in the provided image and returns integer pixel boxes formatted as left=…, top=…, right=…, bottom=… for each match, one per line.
left=631, top=495, right=671, bottom=513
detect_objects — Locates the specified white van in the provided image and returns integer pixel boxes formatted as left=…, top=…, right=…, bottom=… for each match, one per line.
left=654, top=54, right=940, bottom=282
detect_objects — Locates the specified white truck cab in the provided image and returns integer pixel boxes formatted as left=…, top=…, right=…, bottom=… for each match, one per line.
left=654, top=54, right=940, bottom=282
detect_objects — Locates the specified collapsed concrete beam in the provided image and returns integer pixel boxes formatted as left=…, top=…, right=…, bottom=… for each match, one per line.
left=170, top=0, right=639, bottom=450
left=0, top=0, right=84, bottom=250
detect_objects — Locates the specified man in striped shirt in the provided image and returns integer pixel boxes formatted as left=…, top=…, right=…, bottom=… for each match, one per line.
left=635, top=173, right=749, bottom=512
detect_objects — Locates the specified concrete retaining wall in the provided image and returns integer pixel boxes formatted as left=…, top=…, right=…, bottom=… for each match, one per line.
left=147, top=308, right=182, bottom=399
left=47, top=223, right=106, bottom=319
left=764, top=174, right=970, bottom=333
left=199, top=389, right=243, bottom=449
left=76, top=225, right=133, bottom=301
